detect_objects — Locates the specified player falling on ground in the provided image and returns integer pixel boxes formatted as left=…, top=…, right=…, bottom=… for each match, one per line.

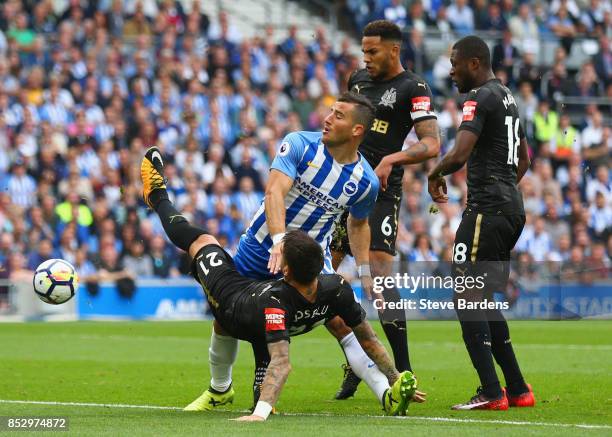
left=428, top=35, right=535, bottom=410
left=141, top=148, right=425, bottom=421
left=330, top=20, right=441, bottom=399
left=172, top=92, right=423, bottom=411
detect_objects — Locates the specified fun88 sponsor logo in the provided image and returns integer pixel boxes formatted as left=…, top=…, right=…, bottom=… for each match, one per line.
left=265, top=308, right=286, bottom=331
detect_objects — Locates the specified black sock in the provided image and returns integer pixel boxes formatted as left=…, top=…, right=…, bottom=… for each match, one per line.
left=252, top=364, right=268, bottom=406
left=459, top=319, right=502, bottom=399
left=153, top=192, right=206, bottom=252
left=252, top=342, right=270, bottom=408
left=487, top=310, right=527, bottom=395
left=379, top=286, right=411, bottom=372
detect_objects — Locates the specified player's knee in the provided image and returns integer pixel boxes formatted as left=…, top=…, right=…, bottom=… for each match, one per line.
left=325, top=316, right=352, bottom=340
left=189, top=234, right=219, bottom=258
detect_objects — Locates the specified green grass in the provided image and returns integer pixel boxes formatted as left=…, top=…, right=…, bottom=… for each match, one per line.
left=0, top=321, right=610, bottom=436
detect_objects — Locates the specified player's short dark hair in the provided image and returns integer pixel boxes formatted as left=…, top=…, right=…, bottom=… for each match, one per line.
left=452, top=35, right=491, bottom=68
left=283, top=230, right=324, bottom=284
left=338, top=91, right=376, bottom=131
left=363, top=20, right=402, bottom=42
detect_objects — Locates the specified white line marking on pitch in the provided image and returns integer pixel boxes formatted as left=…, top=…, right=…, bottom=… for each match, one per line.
left=0, top=399, right=610, bottom=430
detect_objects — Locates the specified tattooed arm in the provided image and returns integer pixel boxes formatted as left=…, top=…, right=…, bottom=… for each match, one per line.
left=375, top=119, right=441, bottom=191
left=352, top=320, right=399, bottom=384
left=259, top=340, right=291, bottom=406
left=235, top=340, right=290, bottom=421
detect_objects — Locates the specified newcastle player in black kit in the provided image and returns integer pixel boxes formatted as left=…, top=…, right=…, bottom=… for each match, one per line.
left=330, top=20, right=440, bottom=399
left=140, top=147, right=426, bottom=421
left=428, top=36, right=535, bottom=410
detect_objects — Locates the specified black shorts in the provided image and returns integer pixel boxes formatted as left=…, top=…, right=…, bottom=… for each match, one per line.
left=452, top=209, right=525, bottom=292
left=192, top=244, right=254, bottom=321
left=331, top=188, right=402, bottom=256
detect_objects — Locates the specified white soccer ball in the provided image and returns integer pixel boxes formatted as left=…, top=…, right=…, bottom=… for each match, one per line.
left=33, top=259, right=79, bottom=305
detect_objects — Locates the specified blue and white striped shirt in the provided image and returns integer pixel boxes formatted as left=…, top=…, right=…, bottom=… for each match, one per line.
left=234, top=131, right=379, bottom=279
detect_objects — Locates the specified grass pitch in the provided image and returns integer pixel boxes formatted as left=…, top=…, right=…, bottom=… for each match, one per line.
left=0, top=320, right=610, bottom=436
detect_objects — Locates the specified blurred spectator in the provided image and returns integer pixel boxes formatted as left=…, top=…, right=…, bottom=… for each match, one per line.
left=401, top=28, right=430, bottom=77
left=447, top=0, right=475, bottom=34
left=233, top=176, right=262, bottom=228
left=437, top=98, right=461, bottom=145
left=509, top=3, right=539, bottom=55
left=26, top=238, right=58, bottom=270
left=571, top=62, right=604, bottom=97
left=407, top=1, right=427, bottom=33
left=547, top=4, right=577, bottom=54
left=582, top=112, right=609, bottom=171
left=533, top=100, right=558, bottom=150
left=551, top=113, right=580, bottom=172
left=515, top=81, right=538, bottom=140
left=482, top=2, right=507, bottom=32
left=580, top=0, right=611, bottom=36
left=492, top=30, right=520, bottom=85
left=515, top=53, right=541, bottom=96
left=149, top=235, right=179, bottom=278
left=588, top=191, right=612, bottom=240
left=384, top=0, right=408, bottom=29
left=97, top=243, right=136, bottom=299
left=122, top=240, right=154, bottom=277
left=7, top=157, right=36, bottom=208
left=587, top=242, right=610, bottom=281
left=522, top=217, right=552, bottom=262
left=586, top=166, right=611, bottom=204
left=592, top=35, right=611, bottom=87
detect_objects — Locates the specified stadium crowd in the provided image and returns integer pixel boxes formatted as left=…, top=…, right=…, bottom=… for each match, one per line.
left=0, top=0, right=610, bottom=308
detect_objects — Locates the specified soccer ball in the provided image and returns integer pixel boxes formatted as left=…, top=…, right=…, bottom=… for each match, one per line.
left=33, top=259, right=79, bottom=305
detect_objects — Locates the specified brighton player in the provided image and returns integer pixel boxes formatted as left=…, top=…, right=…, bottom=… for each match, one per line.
left=331, top=20, right=441, bottom=399
left=141, top=148, right=426, bottom=420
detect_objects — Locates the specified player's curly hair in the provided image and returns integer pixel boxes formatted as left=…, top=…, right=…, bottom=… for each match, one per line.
left=283, top=230, right=324, bottom=284
left=363, top=20, right=402, bottom=42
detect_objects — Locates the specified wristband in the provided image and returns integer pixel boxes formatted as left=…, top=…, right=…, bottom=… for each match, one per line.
left=253, top=400, right=273, bottom=419
left=357, top=264, right=371, bottom=278
left=271, top=233, right=285, bottom=246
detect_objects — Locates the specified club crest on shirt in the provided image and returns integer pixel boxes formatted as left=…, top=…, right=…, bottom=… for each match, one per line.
left=379, top=88, right=396, bottom=108
left=343, top=180, right=358, bottom=197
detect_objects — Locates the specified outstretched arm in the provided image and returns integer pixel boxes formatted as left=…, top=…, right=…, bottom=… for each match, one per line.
left=234, top=340, right=291, bottom=421
left=375, top=119, right=441, bottom=191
